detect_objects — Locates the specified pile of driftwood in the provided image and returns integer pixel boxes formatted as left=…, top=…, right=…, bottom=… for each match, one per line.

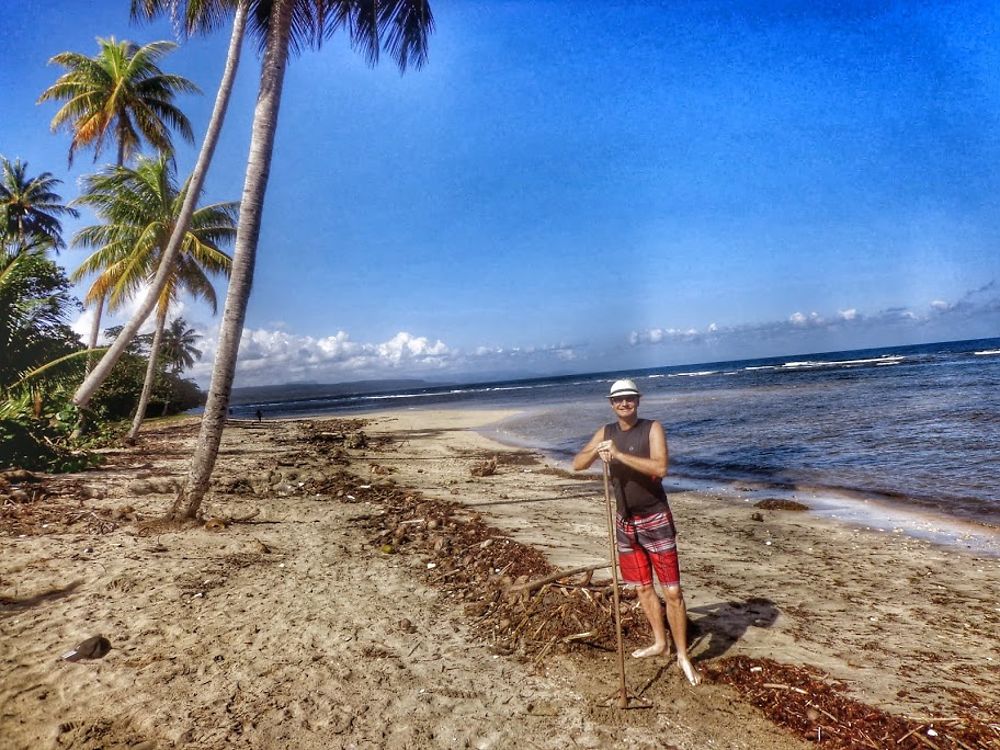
left=708, top=656, right=999, bottom=750
left=331, top=466, right=650, bottom=660
left=0, top=470, right=123, bottom=536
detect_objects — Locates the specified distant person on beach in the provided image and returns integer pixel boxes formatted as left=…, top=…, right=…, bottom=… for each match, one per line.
left=573, top=378, right=702, bottom=686
left=255, top=408, right=263, bottom=423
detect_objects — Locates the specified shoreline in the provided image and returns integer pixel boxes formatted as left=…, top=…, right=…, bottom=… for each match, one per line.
left=468, top=408, right=1000, bottom=558
left=229, top=396, right=1000, bottom=544
left=3, top=409, right=998, bottom=749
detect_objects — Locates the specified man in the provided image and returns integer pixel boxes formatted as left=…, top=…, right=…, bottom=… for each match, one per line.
left=573, top=378, right=701, bottom=685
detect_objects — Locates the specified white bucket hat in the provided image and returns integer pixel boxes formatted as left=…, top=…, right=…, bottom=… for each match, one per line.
left=608, top=379, right=641, bottom=398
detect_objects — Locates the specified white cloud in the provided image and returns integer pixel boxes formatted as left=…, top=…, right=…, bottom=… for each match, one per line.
left=790, top=311, right=823, bottom=327
left=185, top=326, right=579, bottom=386
left=377, top=332, right=450, bottom=364
left=628, top=282, right=1000, bottom=349
left=628, top=326, right=707, bottom=346
left=70, top=308, right=97, bottom=345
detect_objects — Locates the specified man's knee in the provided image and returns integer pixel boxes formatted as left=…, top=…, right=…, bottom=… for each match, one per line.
left=662, top=584, right=684, bottom=604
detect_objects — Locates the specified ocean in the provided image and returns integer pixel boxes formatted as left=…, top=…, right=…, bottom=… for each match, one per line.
left=235, top=337, right=1000, bottom=549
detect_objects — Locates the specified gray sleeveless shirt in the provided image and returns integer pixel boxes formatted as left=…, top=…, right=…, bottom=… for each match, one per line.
left=603, top=418, right=668, bottom=517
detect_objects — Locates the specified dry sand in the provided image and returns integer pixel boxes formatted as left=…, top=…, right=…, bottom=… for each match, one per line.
left=1, top=408, right=998, bottom=750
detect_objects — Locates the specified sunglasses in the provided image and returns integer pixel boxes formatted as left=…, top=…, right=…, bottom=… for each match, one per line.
left=610, top=395, right=638, bottom=405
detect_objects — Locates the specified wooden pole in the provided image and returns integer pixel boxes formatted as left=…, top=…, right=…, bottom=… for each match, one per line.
left=603, top=461, right=629, bottom=709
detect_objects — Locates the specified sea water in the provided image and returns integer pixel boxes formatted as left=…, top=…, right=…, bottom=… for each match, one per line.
left=239, top=337, right=1000, bottom=547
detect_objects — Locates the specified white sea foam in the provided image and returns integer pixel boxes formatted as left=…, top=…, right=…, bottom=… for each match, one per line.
left=781, top=355, right=905, bottom=369
left=974, top=349, right=1000, bottom=356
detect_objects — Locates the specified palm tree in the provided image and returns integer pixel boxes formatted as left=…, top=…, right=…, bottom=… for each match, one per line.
left=167, top=0, right=433, bottom=520
left=0, top=243, right=81, bottom=390
left=73, top=0, right=249, bottom=407
left=0, top=157, right=79, bottom=251
left=38, top=37, right=199, bottom=167
left=39, top=36, right=199, bottom=371
left=156, top=316, right=203, bottom=416
left=71, top=155, right=234, bottom=442
left=160, top=316, right=203, bottom=373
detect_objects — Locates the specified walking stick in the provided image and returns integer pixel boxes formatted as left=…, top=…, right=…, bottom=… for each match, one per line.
left=602, top=461, right=629, bottom=709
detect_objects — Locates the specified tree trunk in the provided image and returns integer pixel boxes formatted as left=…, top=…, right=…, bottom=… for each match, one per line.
left=83, top=295, right=105, bottom=374
left=126, top=306, right=167, bottom=442
left=72, top=0, right=249, bottom=409
left=170, top=0, right=293, bottom=520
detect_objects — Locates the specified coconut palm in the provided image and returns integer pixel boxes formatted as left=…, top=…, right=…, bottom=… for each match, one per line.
left=73, top=0, right=249, bottom=407
left=39, top=36, right=199, bottom=370
left=0, top=243, right=81, bottom=389
left=71, top=155, right=234, bottom=442
left=168, top=0, right=433, bottom=520
left=38, top=36, right=199, bottom=167
left=160, top=316, right=203, bottom=373
left=156, top=316, right=203, bottom=416
left=0, top=157, right=79, bottom=251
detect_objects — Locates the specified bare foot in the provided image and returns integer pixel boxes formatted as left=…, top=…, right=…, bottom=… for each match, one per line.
left=678, top=656, right=702, bottom=685
left=631, top=643, right=667, bottom=658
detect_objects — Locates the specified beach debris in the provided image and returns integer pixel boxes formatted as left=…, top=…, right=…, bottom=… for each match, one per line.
left=398, top=618, right=417, bottom=634
left=1, top=475, right=122, bottom=536
left=204, top=517, right=227, bottom=531
left=507, top=563, right=612, bottom=596
left=751, top=512, right=765, bottom=522
left=709, top=655, right=997, bottom=750
left=2, top=469, right=39, bottom=484
left=252, top=538, right=271, bottom=554
left=346, top=431, right=367, bottom=449
left=110, top=505, right=137, bottom=522
left=470, top=456, right=499, bottom=477
left=61, top=635, right=111, bottom=662
left=754, top=499, right=809, bottom=511
left=319, top=434, right=649, bottom=661
left=217, top=477, right=254, bottom=494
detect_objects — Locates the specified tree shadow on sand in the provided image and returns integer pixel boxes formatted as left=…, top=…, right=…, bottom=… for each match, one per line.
left=0, top=580, right=83, bottom=616
left=686, top=597, right=780, bottom=660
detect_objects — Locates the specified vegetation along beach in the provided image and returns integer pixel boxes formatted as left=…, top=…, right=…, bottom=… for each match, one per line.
left=3, top=2, right=1000, bottom=749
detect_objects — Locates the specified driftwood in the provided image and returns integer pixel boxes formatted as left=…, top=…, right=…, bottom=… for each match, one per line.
left=507, top=562, right=611, bottom=594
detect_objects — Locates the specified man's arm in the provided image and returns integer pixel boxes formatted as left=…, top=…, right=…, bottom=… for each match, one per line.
left=573, top=427, right=607, bottom=471
left=605, top=420, right=668, bottom=478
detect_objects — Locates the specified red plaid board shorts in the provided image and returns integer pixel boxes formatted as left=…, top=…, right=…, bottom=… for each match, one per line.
left=615, top=510, right=680, bottom=587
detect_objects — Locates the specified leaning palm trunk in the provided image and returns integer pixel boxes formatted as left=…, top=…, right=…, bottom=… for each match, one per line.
left=126, top=306, right=168, bottom=442
left=73, top=0, right=248, bottom=409
left=83, top=296, right=105, bottom=374
left=170, top=0, right=293, bottom=520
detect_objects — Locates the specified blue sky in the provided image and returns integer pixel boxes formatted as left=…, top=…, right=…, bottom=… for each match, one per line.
left=3, top=1, right=1000, bottom=386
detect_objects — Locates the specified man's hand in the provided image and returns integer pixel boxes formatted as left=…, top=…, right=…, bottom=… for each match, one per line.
left=597, top=439, right=615, bottom=463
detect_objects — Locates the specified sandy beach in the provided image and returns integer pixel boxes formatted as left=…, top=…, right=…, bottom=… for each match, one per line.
left=2, top=409, right=998, bottom=750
